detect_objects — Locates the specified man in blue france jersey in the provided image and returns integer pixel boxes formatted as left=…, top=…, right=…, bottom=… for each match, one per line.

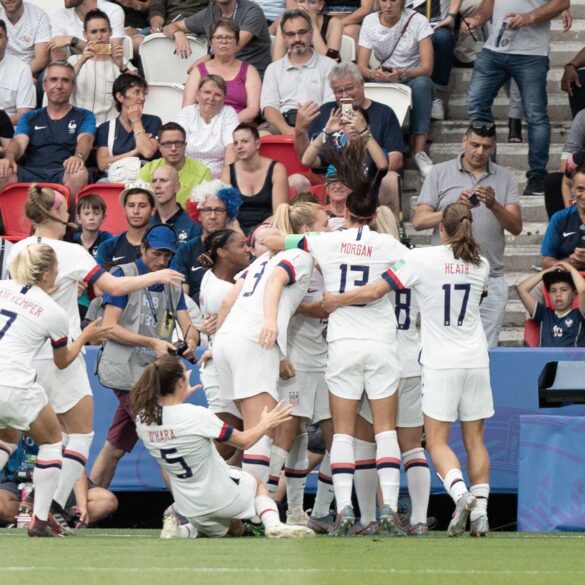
left=0, top=60, right=95, bottom=196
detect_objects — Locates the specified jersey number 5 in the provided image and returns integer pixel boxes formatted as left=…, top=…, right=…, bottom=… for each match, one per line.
left=160, top=448, right=193, bottom=479
left=0, top=309, right=17, bottom=340
left=442, top=283, right=470, bottom=326
left=339, top=264, right=370, bottom=293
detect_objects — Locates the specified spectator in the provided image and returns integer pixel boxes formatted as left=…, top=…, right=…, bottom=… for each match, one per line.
left=49, top=0, right=126, bottom=60
left=96, top=73, right=161, bottom=182
left=326, top=0, right=374, bottom=44
left=90, top=224, right=198, bottom=489
left=96, top=182, right=156, bottom=267
left=0, top=0, right=51, bottom=76
left=541, top=164, right=585, bottom=271
left=0, top=19, right=35, bottom=125
left=294, top=62, right=405, bottom=208
left=0, top=236, right=11, bottom=279
left=260, top=0, right=285, bottom=26
left=272, top=0, right=343, bottom=61
left=176, top=74, right=239, bottom=178
left=412, top=120, right=522, bottom=347
left=516, top=264, right=585, bottom=347
left=111, top=0, right=149, bottom=31
left=561, top=44, right=585, bottom=118
left=150, top=163, right=201, bottom=245
left=0, top=61, right=94, bottom=196
left=171, top=179, right=241, bottom=304
left=0, top=108, right=13, bottom=157
left=163, top=0, right=272, bottom=77
left=182, top=19, right=261, bottom=124
left=69, top=9, right=134, bottom=125
left=464, top=0, right=569, bottom=195
left=139, top=122, right=213, bottom=206
left=323, top=169, right=350, bottom=229
left=260, top=9, right=336, bottom=136
left=220, top=122, right=288, bottom=234
left=357, top=0, right=435, bottom=178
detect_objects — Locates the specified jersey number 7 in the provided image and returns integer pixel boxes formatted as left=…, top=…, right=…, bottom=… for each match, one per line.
left=0, top=309, right=17, bottom=340
left=442, top=283, right=470, bottom=326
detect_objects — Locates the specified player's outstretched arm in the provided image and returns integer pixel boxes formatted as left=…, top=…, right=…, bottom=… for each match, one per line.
left=226, top=401, right=293, bottom=451
left=515, top=270, right=550, bottom=316
left=259, top=267, right=289, bottom=349
left=96, top=270, right=185, bottom=297
left=322, top=279, right=391, bottom=313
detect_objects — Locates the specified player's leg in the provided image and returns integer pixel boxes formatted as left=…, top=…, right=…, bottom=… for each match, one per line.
left=284, top=427, right=310, bottom=524
left=269, top=415, right=300, bottom=494
left=0, top=484, right=19, bottom=525
left=0, top=427, right=21, bottom=472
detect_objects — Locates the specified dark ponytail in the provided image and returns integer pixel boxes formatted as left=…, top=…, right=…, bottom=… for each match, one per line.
left=196, top=228, right=236, bottom=268
left=441, top=203, right=481, bottom=266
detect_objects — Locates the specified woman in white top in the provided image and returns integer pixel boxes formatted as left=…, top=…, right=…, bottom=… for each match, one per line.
left=177, top=75, right=239, bottom=178
left=323, top=202, right=493, bottom=538
left=8, top=184, right=185, bottom=534
left=132, top=354, right=314, bottom=539
left=0, top=244, right=110, bottom=537
left=356, top=0, right=435, bottom=178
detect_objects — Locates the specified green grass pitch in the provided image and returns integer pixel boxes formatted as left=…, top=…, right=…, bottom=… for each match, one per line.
left=2, top=529, right=585, bottom=585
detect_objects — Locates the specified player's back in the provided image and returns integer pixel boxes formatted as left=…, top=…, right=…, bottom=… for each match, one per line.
left=304, top=226, right=408, bottom=342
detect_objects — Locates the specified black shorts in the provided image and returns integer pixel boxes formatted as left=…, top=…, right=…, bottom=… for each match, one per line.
left=18, top=166, right=65, bottom=184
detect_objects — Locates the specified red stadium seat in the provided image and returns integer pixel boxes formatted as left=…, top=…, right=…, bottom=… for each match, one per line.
left=259, top=135, right=310, bottom=176
left=76, top=183, right=127, bottom=236
left=0, top=183, right=70, bottom=242
left=523, top=318, right=540, bottom=347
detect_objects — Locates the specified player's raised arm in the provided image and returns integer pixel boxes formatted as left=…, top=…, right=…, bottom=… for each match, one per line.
left=259, top=266, right=291, bottom=349
left=322, top=279, right=391, bottom=313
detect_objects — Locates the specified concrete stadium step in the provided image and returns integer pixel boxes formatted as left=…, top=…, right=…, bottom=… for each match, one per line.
left=504, top=245, right=542, bottom=272
left=506, top=271, right=536, bottom=301
left=543, top=41, right=583, bottom=68
left=504, top=299, right=530, bottom=327
left=566, top=0, right=585, bottom=19
left=448, top=94, right=571, bottom=122
left=499, top=326, right=526, bottom=347
left=550, top=19, right=585, bottom=41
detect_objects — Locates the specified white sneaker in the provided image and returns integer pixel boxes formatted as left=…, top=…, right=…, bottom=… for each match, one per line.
left=265, top=522, right=316, bottom=539
left=160, top=510, right=179, bottom=539
left=414, top=151, right=434, bottom=179
left=286, top=509, right=310, bottom=526
left=431, top=98, right=445, bottom=120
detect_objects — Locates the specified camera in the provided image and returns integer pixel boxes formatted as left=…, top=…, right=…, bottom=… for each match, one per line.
left=468, top=191, right=479, bottom=206
left=168, top=340, right=188, bottom=356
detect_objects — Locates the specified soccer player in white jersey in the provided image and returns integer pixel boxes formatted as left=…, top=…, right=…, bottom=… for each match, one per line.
left=132, top=355, right=315, bottom=539
left=213, top=234, right=314, bottom=487
left=0, top=244, right=110, bottom=537
left=323, top=202, right=494, bottom=537
left=7, top=184, right=185, bottom=533
left=263, top=179, right=409, bottom=536
left=197, top=228, right=251, bottom=460
left=268, top=202, right=333, bottom=528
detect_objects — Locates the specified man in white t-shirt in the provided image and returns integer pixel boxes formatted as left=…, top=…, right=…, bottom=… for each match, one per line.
left=48, top=0, right=125, bottom=60
left=0, top=20, right=35, bottom=125
left=465, top=0, right=569, bottom=196
left=0, top=0, right=51, bottom=76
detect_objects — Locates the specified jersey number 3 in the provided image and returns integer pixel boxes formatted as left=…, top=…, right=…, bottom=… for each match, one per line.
left=339, top=264, right=369, bottom=293
left=160, top=448, right=193, bottom=479
left=0, top=309, right=17, bottom=340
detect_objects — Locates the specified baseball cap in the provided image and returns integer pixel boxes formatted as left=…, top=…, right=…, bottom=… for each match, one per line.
left=119, top=181, right=156, bottom=207
left=542, top=269, right=576, bottom=291
left=143, top=224, right=178, bottom=254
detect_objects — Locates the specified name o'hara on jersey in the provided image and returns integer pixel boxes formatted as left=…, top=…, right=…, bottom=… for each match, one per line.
left=0, top=287, right=45, bottom=317
left=340, top=242, right=373, bottom=257
left=148, top=429, right=177, bottom=443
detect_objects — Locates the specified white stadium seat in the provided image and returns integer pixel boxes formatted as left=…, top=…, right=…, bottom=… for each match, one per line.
left=29, top=0, right=62, bottom=20
left=139, top=33, right=208, bottom=84
left=339, top=35, right=356, bottom=63
left=364, top=82, right=412, bottom=127
left=143, top=82, right=184, bottom=124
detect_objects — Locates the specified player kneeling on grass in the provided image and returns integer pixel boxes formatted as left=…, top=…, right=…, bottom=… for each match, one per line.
left=131, top=355, right=315, bottom=539
left=516, top=262, right=585, bottom=347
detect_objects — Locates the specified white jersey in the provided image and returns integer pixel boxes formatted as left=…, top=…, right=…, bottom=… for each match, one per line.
left=218, top=249, right=313, bottom=356
left=287, top=269, right=327, bottom=372
left=300, top=226, right=408, bottom=343
left=136, top=403, right=241, bottom=518
left=390, top=287, right=421, bottom=378
left=0, top=280, right=69, bottom=389
left=199, top=270, right=234, bottom=346
left=8, top=237, right=105, bottom=359
left=383, top=245, right=490, bottom=369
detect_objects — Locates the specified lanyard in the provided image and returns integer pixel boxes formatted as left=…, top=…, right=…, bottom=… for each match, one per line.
left=144, top=287, right=159, bottom=325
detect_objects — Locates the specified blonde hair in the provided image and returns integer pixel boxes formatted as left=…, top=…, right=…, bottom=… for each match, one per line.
left=9, top=244, right=57, bottom=286
left=272, top=202, right=322, bottom=235
left=370, top=206, right=399, bottom=239
left=442, top=203, right=481, bottom=266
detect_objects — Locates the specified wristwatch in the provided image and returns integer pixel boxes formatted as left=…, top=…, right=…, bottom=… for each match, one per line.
left=70, top=36, right=79, bottom=48
left=75, top=153, right=85, bottom=161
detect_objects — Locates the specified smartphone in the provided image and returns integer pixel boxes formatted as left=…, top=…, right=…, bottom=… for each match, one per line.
left=93, top=43, right=112, bottom=55
left=468, top=191, right=479, bottom=206
left=339, top=97, right=353, bottom=118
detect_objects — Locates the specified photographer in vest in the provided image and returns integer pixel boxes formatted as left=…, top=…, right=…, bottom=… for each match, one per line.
left=90, top=224, right=199, bottom=488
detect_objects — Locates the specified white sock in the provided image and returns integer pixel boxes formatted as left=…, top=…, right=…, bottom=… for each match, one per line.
left=354, top=438, right=377, bottom=525
left=330, top=433, right=355, bottom=512
left=177, top=523, right=198, bottom=538
left=33, top=442, right=62, bottom=521
left=285, top=432, right=308, bottom=513
left=267, top=445, right=288, bottom=495
left=375, top=430, right=401, bottom=511
left=0, top=439, right=18, bottom=472
left=242, top=435, right=272, bottom=485
left=403, top=447, right=430, bottom=525
left=470, top=483, right=490, bottom=520
left=53, top=432, right=94, bottom=508
left=254, top=495, right=281, bottom=530
left=443, top=468, right=469, bottom=504
left=311, top=451, right=335, bottom=518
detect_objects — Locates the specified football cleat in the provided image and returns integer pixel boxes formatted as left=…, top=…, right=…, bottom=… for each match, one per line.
left=50, top=500, right=75, bottom=536
left=379, top=505, right=407, bottom=536
left=160, top=510, right=179, bottom=539
left=286, top=509, right=310, bottom=526
left=470, top=515, right=489, bottom=537
left=27, top=517, right=63, bottom=538
left=242, top=520, right=265, bottom=537
left=448, top=492, right=476, bottom=537
left=407, top=522, right=428, bottom=536
left=307, top=511, right=335, bottom=534
left=265, top=523, right=315, bottom=539
left=348, top=521, right=379, bottom=536
left=328, top=505, right=356, bottom=537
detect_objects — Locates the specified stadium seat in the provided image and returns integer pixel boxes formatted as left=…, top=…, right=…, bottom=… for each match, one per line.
left=364, top=82, right=412, bottom=127
left=523, top=318, right=540, bottom=347
left=143, top=82, right=185, bottom=124
left=309, top=183, right=327, bottom=205
left=340, top=35, right=356, bottom=63
left=259, top=135, right=310, bottom=176
left=139, top=33, right=208, bottom=84
left=123, top=35, right=133, bottom=62
left=0, top=183, right=70, bottom=242
left=76, top=183, right=127, bottom=236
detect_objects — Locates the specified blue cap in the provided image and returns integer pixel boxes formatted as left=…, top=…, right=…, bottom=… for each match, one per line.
left=144, top=225, right=177, bottom=254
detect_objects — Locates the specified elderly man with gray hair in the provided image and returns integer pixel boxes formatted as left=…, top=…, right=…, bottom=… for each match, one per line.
left=294, top=61, right=405, bottom=212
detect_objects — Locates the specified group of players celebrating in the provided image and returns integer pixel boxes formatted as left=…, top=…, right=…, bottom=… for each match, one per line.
left=0, top=148, right=494, bottom=539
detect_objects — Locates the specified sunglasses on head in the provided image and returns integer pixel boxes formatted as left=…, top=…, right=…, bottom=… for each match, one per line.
left=469, top=121, right=496, bottom=137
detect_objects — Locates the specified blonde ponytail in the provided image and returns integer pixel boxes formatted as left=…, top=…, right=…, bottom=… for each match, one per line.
left=272, top=202, right=323, bottom=235
left=9, top=244, right=57, bottom=286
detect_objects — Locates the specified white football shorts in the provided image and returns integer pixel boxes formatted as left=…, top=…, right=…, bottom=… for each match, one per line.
left=278, top=369, right=330, bottom=423
left=0, top=382, right=48, bottom=431
left=200, top=363, right=242, bottom=420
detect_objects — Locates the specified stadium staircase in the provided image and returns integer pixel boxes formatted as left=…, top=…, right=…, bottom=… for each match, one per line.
left=401, top=1, right=585, bottom=345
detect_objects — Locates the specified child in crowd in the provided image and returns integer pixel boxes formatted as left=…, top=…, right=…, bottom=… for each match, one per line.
left=516, top=261, right=585, bottom=347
